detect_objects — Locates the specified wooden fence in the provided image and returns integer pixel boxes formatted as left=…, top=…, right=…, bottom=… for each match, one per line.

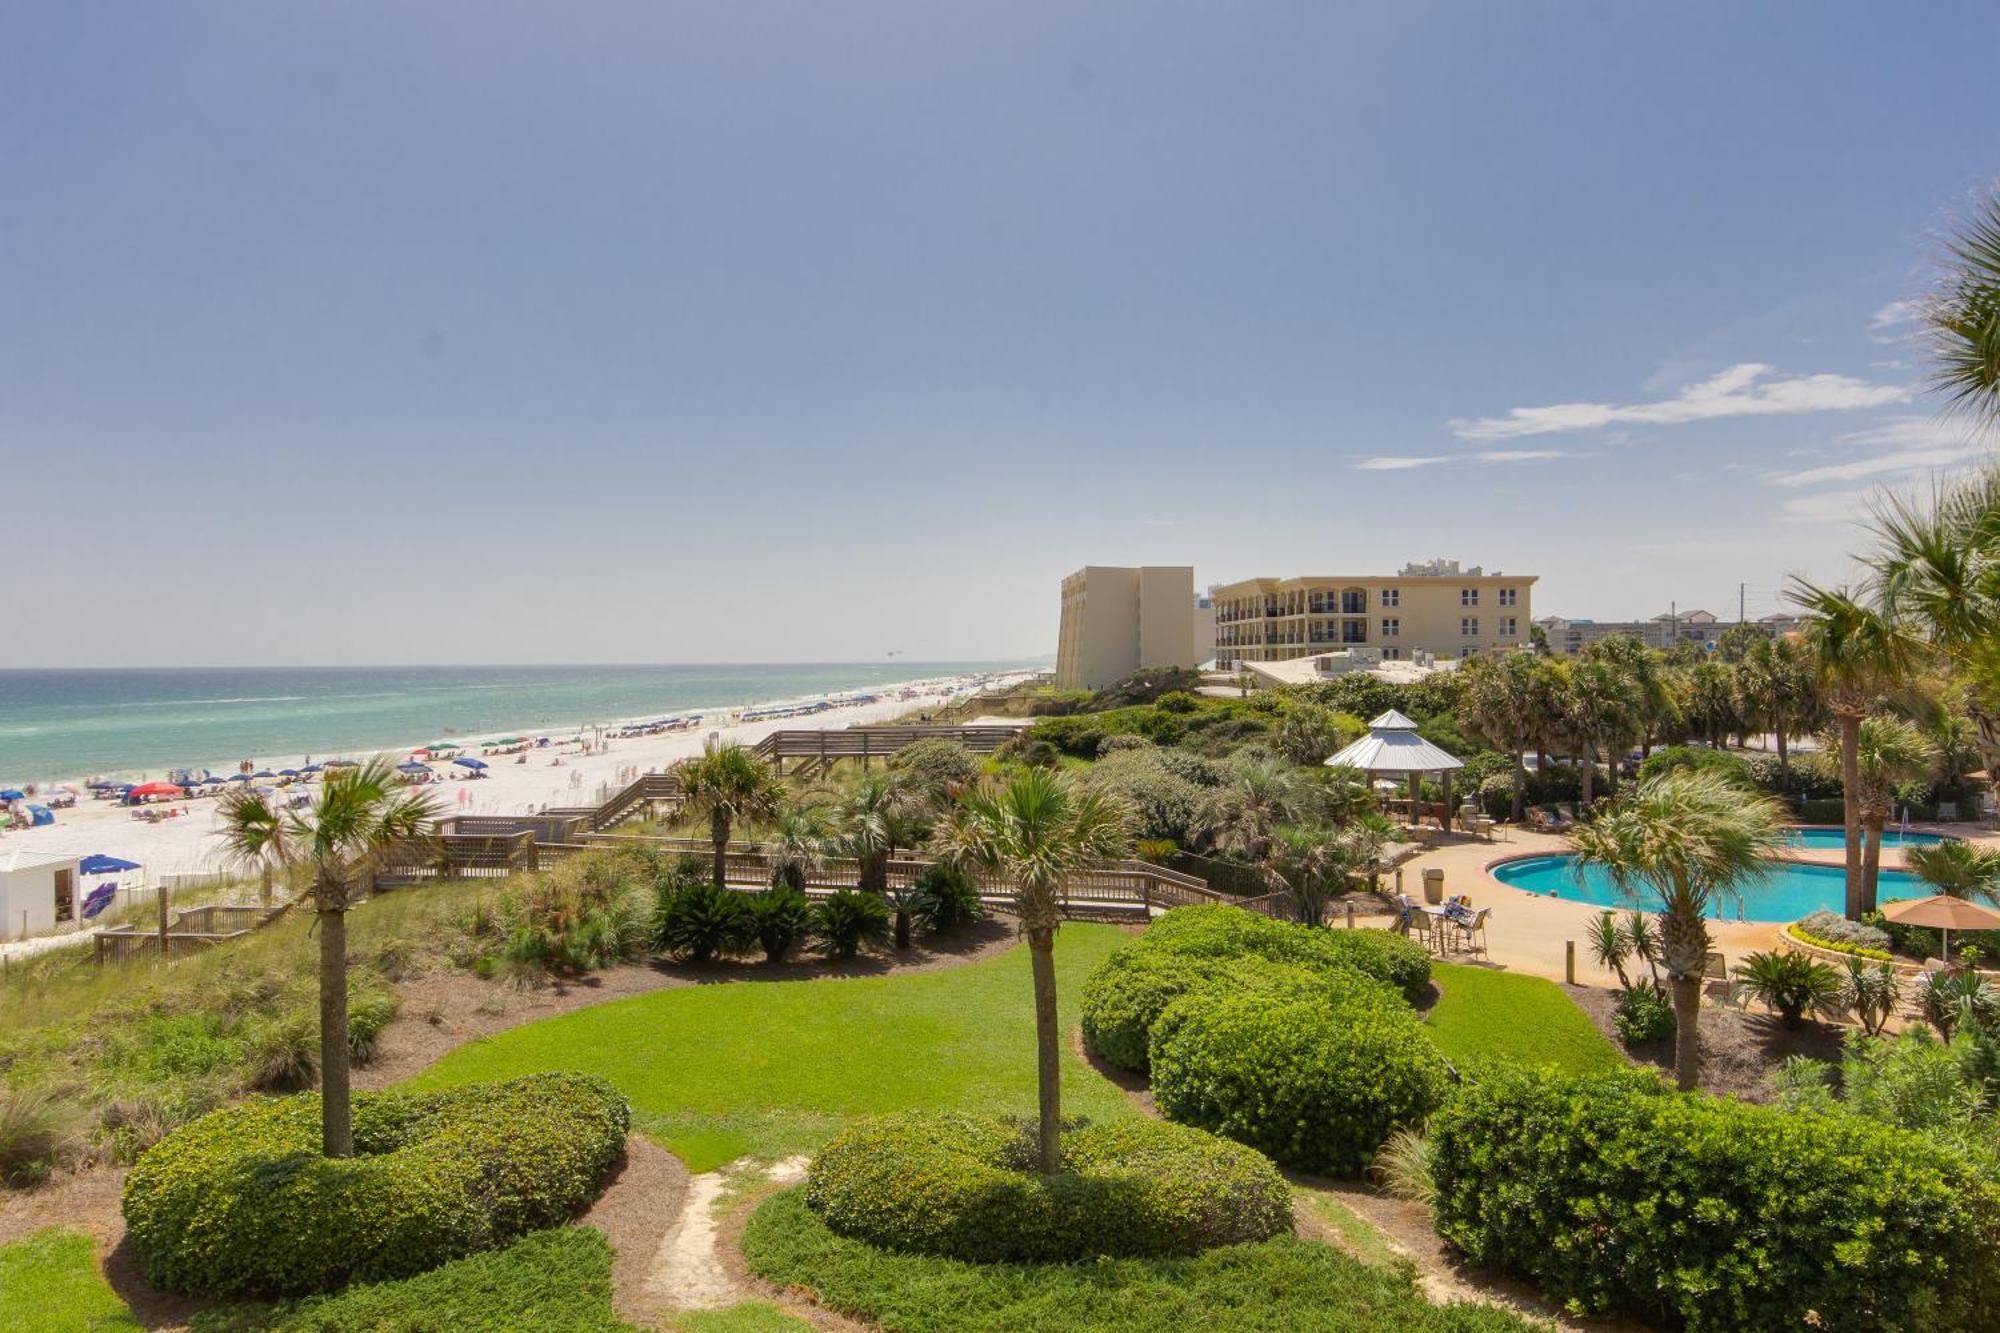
left=93, top=902, right=288, bottom=964
left=752, top=725, right=1022, bottom=776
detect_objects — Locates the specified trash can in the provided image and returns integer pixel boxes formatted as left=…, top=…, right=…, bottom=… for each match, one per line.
left=1423, top=867, right=1444, bottom=905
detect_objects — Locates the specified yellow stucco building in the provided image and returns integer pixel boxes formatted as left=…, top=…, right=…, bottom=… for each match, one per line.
left=1211, top=559, right=1535, bottom=668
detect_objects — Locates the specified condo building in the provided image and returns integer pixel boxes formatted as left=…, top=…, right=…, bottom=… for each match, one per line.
left=1055, top=566, right=1200, bottom=689
left=1211, top=559, right=1535, bottom=669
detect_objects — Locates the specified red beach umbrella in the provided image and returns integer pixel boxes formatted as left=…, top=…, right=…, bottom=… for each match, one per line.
left=128, top=782, right=185, bottom=800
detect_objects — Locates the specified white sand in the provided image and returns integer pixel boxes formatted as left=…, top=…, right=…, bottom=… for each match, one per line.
left=3, top=671, right=1034, bottom=883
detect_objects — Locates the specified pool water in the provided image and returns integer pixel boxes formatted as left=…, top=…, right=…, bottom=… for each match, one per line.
left=1783, top=826, right=1949, bottom=851
left=1491, top=854, right=1924, bottom=923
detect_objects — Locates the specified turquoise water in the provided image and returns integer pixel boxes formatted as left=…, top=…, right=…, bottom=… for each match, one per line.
left=1491, top=853, right=1924, bottom=922
left=0, top=662, right=1035, bottom=782
left=1783, top=826, right=1948, bottom=850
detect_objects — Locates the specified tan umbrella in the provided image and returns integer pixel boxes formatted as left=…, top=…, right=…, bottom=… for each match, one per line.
left=1881, top=894, right=2000, bottom=961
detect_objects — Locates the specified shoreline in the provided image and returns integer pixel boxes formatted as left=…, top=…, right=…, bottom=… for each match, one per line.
left=0, top=668, right=1037, bottom=884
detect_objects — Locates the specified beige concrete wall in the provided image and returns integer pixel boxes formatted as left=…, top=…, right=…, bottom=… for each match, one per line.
left=1055, top=565, right=1197, bottom=689
left=1212, top=572, right=1535, bottom=667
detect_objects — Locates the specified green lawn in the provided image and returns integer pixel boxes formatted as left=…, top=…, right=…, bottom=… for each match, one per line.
left=0, top=1229, right=140, bottom=1333
left=1422, top=963, right=1623, bottom=1076
left=740, top=1187, right=1543, bottom=1332
left=409, top=924, right=1139, bottom=1170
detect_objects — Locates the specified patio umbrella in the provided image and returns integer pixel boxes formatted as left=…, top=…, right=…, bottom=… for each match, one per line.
left=80, top=853, right=142, bottom=875
left=0, top=789, right=24, bottom=802
left=1882, top=894, right=2000, bottom=961
left=453, top=757, right=488, bottom=770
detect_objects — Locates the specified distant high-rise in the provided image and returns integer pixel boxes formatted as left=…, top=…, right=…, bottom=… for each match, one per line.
left=1055, top=566, right=1199, bottom=689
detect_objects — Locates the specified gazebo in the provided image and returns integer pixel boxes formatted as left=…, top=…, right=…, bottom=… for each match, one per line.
left=1325, top=709, right=1466, bottom=832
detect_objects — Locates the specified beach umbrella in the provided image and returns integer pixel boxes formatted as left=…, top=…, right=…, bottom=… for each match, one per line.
left=453, top=757, right=488, bottom=771
left=300, top=764, right=323, bottom=773
left=81, top=884, right=119, bottom=919
left=279, top=768, right=300, bottom=777
left=86, top=779, right=118, bottom=790
left=397, top=761, right=430, bottom=773
left=229, top=773, right=253, bottom=782
left=80, top=854, right=142, bottom=875
left=423, top=742, right=460, bottom=753
left=1882, top=894, right=2000, bottom=962
left=129, top=782, right=184, bottom=799
left=251, top=770, right=276, bottom=779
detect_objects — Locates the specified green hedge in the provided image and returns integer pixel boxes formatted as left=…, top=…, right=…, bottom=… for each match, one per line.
left=1140, top=904, right=1431, bottom=1001
left=123, top=1073, right=630, bottom=1297
left=1150, top=991, right=1451, bottom=1178
left=1429, top=1067, right=2000, bottom=1332
left=1078, top=948, right=1388, bottom=1073
left=804, top=1112, right=1292, bottom=1263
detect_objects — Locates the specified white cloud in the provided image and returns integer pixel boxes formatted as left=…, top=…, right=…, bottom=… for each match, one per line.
left=1779, top=490, right=1874, bottom=524
left=1763, top=417, right=1993, bottom=488
left=1870, top=299, right=1923, bottom=342
left=1353, top=449, right=1566, bottom=471
left=1447, top=363, right=1910, bottom=441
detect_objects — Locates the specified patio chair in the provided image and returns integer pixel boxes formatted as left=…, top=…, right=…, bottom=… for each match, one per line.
left=1449, top=906, right=1490, bottom=956
left=1702, top=951, right=1730, bottom=1001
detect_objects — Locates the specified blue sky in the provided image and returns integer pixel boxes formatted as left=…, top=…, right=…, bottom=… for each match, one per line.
left=4, top=3, right=1997, bottom=666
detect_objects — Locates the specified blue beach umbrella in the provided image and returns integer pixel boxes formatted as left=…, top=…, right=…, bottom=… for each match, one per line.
left=252, top=771, right=275, bottom=779
left=279, top=769, right=300, bottom=777
left=229, top=774, right=252, bottom=782
left=80, top=854, right=142, bottom=875
left=453, top=757, right=488, bottom=771
left=300, top=764, right=323, bottom=773
left=397, top=762, right=430, bottom=773
left=0, top=789, right=24, bottom=802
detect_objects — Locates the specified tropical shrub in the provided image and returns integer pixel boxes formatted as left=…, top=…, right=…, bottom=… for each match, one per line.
left=1794, top=909, right=1892, bottom=957
left=1611, top=984, right=1674, bottom=1044
left=490, top=858, right=652, bottom=979
left=0, top=1086, right=80, bottom=1186
left=1429, top=1067, right=2000, bottom=1332
left=1773, top=1029, right=1999, bottom=1168
left=804, top=1112, right=1291, bottom=1262
left=122, top=1073, right=630, bottom=1297
left=1141, top=904, right=1430, bottom=1001
left=1915, top=969, right=2000, bottom=1041
left=1731, top=950, right=1843, bottom=1027
left=1149, top=991, right=1450, bottom=1177
left=910, top=862, right=983, bottom=934
left=886, top=738, right=982, bottom=795
left=811, top=889, right=891, bottom=960
left=1094, top=732, right=1156, bottom=755
left=654, top=881, right=753, bottom=962
left=1081, top=748, right=1208, bottom=844
left=745, top=888, right=814, bottom=963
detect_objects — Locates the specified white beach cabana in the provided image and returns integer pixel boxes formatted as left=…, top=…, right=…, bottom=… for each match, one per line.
left=1325, top=709, right=1466, bottom=831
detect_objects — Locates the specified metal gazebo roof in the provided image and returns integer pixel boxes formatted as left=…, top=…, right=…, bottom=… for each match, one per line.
left=1324, top=710, right=1465, bottom=774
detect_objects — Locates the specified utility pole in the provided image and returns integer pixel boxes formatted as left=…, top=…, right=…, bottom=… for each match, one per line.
left=1739, top=582, right=1746, bottom=625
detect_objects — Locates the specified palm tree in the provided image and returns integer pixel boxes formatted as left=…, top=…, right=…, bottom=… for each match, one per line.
left=1906, top=838, right=2000, bottom=904
left=937, top=769, right=1130, bottom=1173
left=767, top=803, right=830, bottom=893
left=828, top=772, right=931, bottom=947
left=1265, top=822, right=1380, bottom=926
left=216, top=783, right=291, bottom=907
left=1570, top=770, right=1787, bottom=1090
left=1588, top=635, right=1675, bottom=761
left=1556, top=657, right=1634, bottom=807
left=1792, top=583, right=1924, bottom=919
left=1851, top=715, right=1936, bottom=916
left=1923, top=187, right=2000, bottom=425
left=1735, top=634, right=1823, bottom=787
left=1457, top=653, right=1537, bottom=820
left=675, top=742, right=784, bottom=888
left=211, top=759, right=440, bottom=1156
left=1197, top=758, right=1300, bottom=862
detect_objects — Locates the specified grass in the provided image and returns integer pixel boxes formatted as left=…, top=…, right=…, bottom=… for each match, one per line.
left=0, top=1228, right=141, bottom=1332
left=665, top=1303, right=812, bottom=1332
left=1422, top=963, right=1623, bottom=1076
left=740, top=1187, right=1544, bottom=1332
left=1297, top=1188, right=1406, bottom=1272
left=190, top=1227, right=632, bottom=1332
left=409, top=923, right=1137, bottom=1169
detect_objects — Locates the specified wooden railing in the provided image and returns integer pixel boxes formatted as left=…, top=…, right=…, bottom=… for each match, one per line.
left=752, top=725, right=1021, bottom=774
left=93, top=901, right=287, bottom=964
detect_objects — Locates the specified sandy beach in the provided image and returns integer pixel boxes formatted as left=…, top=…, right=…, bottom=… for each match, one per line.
left=1, top=670, right=1034, bottom=887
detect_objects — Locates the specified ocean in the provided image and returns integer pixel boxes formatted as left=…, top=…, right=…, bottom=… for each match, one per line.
left=0, top=662, right=1035, bottom=782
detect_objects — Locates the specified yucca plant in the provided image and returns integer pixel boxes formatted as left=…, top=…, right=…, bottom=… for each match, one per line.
left=1916, top=969, right=2000, bottom=1041
left=1842, top=957, right=1904, bottom=1037
left=1731, top=950, right=1844, bottom=1028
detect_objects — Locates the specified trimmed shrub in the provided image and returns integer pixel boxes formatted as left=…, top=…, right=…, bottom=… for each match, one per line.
left=804, top=1112, right=1292, bottom=1263
left=1795, top=908, right=1891, bottom=955
left=811, top=889, right=891, bottom=959
left=655, top=882, right=753, bottom=962
left=1150, top=991, right=1451, bottom=1177
left=122, top=1073, right=630, bottom=1297
left=1142, top=904, right=1430, bottom=1002
left=1798, top=797, right=1847, bottom=824
left=1078, top=948, right=1387, bottom=1073
left=1611, top=985, right=1673, bottom=1044
left=1429, top=1067, right=2000, bottom=1332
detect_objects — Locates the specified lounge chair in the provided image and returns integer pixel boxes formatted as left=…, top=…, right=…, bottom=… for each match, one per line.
left=1531, top=805, right=1573, bottom=832
left=1702, top=951, right=1730, bottom=1002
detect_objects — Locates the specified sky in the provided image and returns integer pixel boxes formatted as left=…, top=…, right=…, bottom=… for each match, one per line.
left=4, top=3, right=1999, bottom=667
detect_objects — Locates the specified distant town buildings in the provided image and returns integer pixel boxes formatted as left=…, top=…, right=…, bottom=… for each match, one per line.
left=1055, top=566, right=1201, bottom=689
left=1210, top=560, right=1536, bottom=669
left=1535, top=610, right=1799, bottom=655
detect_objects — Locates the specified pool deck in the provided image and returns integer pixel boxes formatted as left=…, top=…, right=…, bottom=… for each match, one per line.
left=1385, top=821, right=2000, bottom=989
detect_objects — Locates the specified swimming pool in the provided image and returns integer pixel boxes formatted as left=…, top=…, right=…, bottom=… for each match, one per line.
left=1783, top=826, right=1950, bottom=851
left=1490, top=853, right=1924, bottom=922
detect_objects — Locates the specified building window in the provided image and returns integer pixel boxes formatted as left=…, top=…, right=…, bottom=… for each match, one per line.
left=1461, top=647, right=1479, bottom=659
left=1501, top=617, right=1517, bottom=637
left=1380, top=588, right=1400, bottom=608
left=1381, top=617, right=1400, bottom=637
left=1461, top=588, right=1479, bottom=607
left=1341, top=590, right=1366, bottom=614
left=1383, top=647, right=1402, bottom=661
left=1461, top=617, right=1479, bottom=636
left=1498, top=587, right=1518, bottom=607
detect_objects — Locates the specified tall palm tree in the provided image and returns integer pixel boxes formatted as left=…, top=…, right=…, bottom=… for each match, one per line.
left=1924, top=187, right=2000, bottom=425
left=1197, top=757, right=1301, bottom=862
left=1906, top=838, right=2000, bottom=904
left=1556, top=657, right=1634, bottom=807
left=674, top=742, right=784, bottom=888
left=767, top=802, right=830, bottom=892
left=1851, top=715, right=1936, bottom=916
left=216, top=783, right=291, bottom=907
left=1735, top=634, right=1823, bottom=787
left=1570, top=770, right=1786, bottom=1091
left=1792, top=583, right=1924, bottom=918
left=1457, top=653, right=1537, bottom=820
left=938, top=770, right=1130, bottom=1173
left=1588, top=634, right=1676, bottom=761
left=829, top=771, right=931, bottom=947
left=212, top=759, right=440, bottom=1157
